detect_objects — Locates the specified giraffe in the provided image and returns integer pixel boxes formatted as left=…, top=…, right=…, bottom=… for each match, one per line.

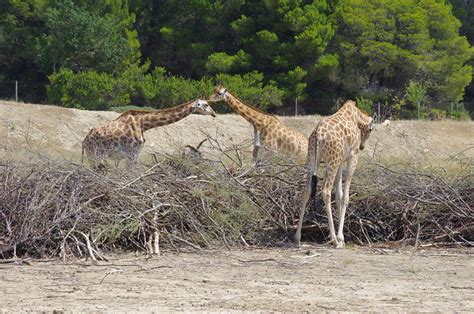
left=208, top=85, right=308, bottom=163
left=295, top=100, right=375, bottom=248
left=82, top=99, right=216, bottom=171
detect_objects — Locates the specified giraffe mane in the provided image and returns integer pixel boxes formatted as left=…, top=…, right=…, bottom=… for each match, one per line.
left=116, top=100, right=196, bottom=120
left=227, top=91, right=279, bottom=121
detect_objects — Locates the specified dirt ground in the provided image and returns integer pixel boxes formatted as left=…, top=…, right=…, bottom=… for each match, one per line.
left=1, top=245, right=473, bottom=312
left=1, top=100, right=473, bottom=164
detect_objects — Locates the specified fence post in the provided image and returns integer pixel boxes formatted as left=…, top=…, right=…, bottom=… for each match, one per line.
left=15, top=80, right=18, bottom=102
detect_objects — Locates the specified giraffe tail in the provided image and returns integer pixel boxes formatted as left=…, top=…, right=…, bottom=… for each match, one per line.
left=309, top=137, right=323, bottom=202
left=310, top=174, right=318, bottom=200
left=295, top=135, right=322, bottom=245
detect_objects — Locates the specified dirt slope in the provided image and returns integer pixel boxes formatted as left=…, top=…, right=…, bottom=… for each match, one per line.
left=1, top=100, right=473, bottom=164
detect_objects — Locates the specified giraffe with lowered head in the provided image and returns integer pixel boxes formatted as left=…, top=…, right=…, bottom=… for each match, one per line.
left=208, top=85, right=308, bottom=163
left=295, top=100, right=375, bottom=248
left=82, top=99, right=216, bottom=171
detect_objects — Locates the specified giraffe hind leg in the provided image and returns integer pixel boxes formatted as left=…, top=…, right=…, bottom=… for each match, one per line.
left=322, top=167, right=338, bottom=246
left=336, top=157, right=357, bottom=247
left=252, top=124, right=261, bottom=165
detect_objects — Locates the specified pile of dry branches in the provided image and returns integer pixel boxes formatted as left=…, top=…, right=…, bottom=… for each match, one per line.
left=302, top=162, right=473, bottom=247
left=0, top=137, right=472, bottom=259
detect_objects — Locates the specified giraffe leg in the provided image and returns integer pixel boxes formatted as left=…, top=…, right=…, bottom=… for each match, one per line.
left=296, top=136, right=322, bottom=246
left=336, top=156, right=357, bottom=247
left=322, top=166, right=338, bottom=246
left=295, top=163, right=315, bottom=246
left=252, top=124, right=261, bottom=164
left=334, top=165, right=343, bottom=221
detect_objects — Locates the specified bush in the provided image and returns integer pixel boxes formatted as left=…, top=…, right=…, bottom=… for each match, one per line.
left=215, top=72, right=285, bottom=111
left=46, top=66, right=286, bottom=112
left=144, top=67, right=214, bottom=108
left=405, top=80, right=427, bottom=119
left=47, top=68, right=130, bottom=110
left=449, top=103, right=471, bottom=120
left=355, top=96, right=373, bottom=115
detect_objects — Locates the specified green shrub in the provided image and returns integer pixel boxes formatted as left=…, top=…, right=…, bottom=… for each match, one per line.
left=133, top=67, right=213, bottom=108
left=405, top=80, right=427, bottom=119
left=47, top=68, right=130, bottom=110
left=215, top=72, right=284, bottom=111
left=449, top=103, right=471, bottom=120
left=355, top=96, right=373, bottom=115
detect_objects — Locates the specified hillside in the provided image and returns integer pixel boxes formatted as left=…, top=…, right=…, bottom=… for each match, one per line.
left=0, top=100, right=473, bottom=165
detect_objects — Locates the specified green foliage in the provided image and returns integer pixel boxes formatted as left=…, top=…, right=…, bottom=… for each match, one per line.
left=448, top=103, right=471, bottom=120
left=355, top=96, right=373, bottom=115
left=47, top=68, right=129, bottom=110
left=135, top=0, right=335, bottom=102
left=215, top=72, right=285, bottom=111
left=141, top=68, right=213, bottom=108
left=206, top=50, right=251, bottom=74
left=405, top=80, right=427, bottom=119
left=1, top=0, right=473, bottom=114
left=36, top=0, right=137, bottom=75
left=333, top=0, right=473, bottom=107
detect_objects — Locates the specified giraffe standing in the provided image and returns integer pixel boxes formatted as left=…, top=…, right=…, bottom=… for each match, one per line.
left=82, top=99, right=216, bottom=171
left=295, top=100, right=375, bottom=248
left=208, top=85, right=308, bottom=163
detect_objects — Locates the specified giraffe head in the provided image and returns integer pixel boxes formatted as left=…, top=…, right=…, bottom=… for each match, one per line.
left=359, top=114, right=376, bottom=150
left=193, top=99, right=216, bottom=117
left=208, top=85, right=229, bottom=103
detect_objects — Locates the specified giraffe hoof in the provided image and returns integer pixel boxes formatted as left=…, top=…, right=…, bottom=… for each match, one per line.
left=335, top=241, right=345, bottom=249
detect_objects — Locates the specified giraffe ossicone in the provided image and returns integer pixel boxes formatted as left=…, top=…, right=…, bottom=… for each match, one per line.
left=82, top=99, right=216, bottom=172
left=295, top=100, right=375, bottom=248
left=209, top=85, right=308, bottom=163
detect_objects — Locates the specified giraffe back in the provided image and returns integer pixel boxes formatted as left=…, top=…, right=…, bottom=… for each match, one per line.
left=311, top=100, right=372, bottom=166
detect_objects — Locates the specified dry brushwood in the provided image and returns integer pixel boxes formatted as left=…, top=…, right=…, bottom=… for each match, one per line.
left=0, top=136, right=472, bottom=259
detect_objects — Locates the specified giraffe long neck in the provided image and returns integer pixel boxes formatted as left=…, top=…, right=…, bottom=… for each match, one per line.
left=339, top=101, right=371, bottom=129
left=226, top=93, right=276, bottom=129
left=353, top=107, right=372, bottom=129
left=138, top=101, right=195, bottom=131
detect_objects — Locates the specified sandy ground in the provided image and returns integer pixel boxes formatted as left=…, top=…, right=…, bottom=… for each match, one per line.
left=1, top=245, right=473, bottom=312
left=1, top=100, right=473, bottom=165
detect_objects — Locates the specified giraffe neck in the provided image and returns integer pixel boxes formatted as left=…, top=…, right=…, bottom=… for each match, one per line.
left=340, top=101, right=371, bottom=129
left=226, top=92, right=277, bottom=128
left=352, top=107, right=372, bottom=129
left=122, top=101, right=196, bottom=131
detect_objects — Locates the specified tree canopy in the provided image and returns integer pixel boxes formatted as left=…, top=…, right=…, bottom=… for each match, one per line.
left=0, top=0, right=472, bottom=117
